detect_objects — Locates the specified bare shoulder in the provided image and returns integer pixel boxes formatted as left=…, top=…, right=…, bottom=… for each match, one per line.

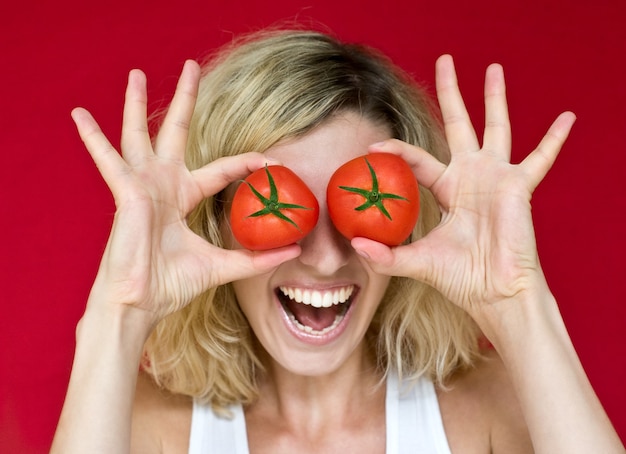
left=131, top=371, right=192, bottom=454
left=437, top=349, right=533, bottom=454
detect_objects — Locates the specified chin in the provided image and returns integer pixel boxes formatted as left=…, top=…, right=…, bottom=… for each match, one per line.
left=268, top=344, right=362, bottom=377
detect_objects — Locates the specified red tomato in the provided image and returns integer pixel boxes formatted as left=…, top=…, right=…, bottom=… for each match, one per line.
left=230, top=165, right=319, bottom=250
left=326, top=153, right=419, bottom=246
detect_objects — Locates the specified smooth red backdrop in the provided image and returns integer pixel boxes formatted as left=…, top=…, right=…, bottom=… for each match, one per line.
left=2, top=0, right=625, bottom=451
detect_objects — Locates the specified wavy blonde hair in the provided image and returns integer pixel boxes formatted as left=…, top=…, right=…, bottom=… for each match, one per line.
left=143, top=28, right=480, bottom=412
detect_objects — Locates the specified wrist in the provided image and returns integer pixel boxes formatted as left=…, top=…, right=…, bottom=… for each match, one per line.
left=76, top=301, right=155, bottom=361
left=471, top=278, right=565, bottom=354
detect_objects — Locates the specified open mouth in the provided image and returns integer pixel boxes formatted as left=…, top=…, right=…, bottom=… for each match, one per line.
left=276, top=285, right=356, bottom=336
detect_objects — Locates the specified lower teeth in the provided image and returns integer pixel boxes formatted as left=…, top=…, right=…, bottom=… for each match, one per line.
left=289, top=313, right=344, bottom=335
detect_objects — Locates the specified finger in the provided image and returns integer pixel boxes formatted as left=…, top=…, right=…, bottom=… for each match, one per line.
left=435, top=54, right=480, bottom=153
left=191, top=152, right=281, bottom=198
left=154, top=60, right=201, bottom=160
left=368, top=139, right=446, bottom=190
left=521, top=111, right=576, bottom=190
left=71, top=107, right=128, bottom=196
left=482, top=63, right=511, bottom=160
left=120, top=69, right=153, bottom=164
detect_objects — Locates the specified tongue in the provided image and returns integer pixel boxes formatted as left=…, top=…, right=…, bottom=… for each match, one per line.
left=286, top=300, right=340, bottom=331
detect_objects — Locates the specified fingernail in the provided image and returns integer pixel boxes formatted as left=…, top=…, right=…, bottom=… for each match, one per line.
left=355, top=248, right=370, bottom=260
left=369, top=141, right=388, bottom=150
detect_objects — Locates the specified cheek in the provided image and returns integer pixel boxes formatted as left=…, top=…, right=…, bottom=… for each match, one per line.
left=232, top=278, right=268, bottom=321
left=365, top=274, right=393, bottom=312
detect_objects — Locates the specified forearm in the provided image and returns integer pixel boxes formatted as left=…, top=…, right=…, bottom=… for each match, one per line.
left=50, top=304, right=153, bottom=454
left=479, top=282, right=624, bottom=453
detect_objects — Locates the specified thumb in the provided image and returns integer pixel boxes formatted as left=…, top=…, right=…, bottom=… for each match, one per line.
left=211, top=244, right=302, bottom=285
left=351, top=237, right=435, bottom=283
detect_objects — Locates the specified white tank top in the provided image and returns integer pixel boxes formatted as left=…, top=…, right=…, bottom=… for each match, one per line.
left=188, top=374, right=451, bottom=453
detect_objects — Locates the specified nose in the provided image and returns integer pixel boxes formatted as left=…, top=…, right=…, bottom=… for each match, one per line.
left=297, top=206, right=352, bottom=275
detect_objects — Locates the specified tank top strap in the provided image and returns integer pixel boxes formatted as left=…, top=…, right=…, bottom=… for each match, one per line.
left=386, top=373, right=452, bottom=454
left=188, top=400, right=249, bottom=453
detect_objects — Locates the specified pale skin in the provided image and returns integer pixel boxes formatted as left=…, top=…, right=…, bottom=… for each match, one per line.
left=50, top=55, right=625, bottom=453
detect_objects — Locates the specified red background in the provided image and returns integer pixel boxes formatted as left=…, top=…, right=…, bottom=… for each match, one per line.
left=1, top=0, right=625, bottom=451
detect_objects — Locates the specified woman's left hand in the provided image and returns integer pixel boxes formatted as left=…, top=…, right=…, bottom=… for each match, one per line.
left=352, top=55, right=576, bottom=319
left=352, top=56, right=626, bottom=454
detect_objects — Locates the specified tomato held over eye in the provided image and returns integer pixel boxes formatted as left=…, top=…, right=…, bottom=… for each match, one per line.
left=230, top=165, right=319, bottom=250
left=326, top=152, right=419, bottom=246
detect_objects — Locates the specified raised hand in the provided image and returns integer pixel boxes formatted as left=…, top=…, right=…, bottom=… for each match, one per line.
left=352, top=55, right=576, bottom=317
left=74, top=61, right=300, bottom=325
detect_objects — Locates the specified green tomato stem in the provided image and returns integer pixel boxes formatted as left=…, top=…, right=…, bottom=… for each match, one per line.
left=338, top=158, right=408, bottom=221
left=244, top=166, right=311, bottom=230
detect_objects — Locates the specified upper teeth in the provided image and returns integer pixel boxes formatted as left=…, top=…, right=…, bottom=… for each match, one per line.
left=279, top=285, right=354, bottom=308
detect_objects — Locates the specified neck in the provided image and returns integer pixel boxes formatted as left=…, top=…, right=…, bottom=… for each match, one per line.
left=249, top=341, right=385, bottom=435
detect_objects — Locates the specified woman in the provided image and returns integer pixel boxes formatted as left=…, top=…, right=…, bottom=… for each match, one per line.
left=51, top=29, right=624, bottom=453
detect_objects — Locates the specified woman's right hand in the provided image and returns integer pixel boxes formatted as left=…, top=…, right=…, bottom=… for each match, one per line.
left=74, top=60, right=300, bottom=327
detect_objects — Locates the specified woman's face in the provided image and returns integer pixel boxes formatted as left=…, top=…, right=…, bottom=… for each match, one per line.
left=228, top=112, right=393, bottom=376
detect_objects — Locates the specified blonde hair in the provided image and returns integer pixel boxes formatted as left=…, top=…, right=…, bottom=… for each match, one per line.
left=143, top=28, right=480, bottom=412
